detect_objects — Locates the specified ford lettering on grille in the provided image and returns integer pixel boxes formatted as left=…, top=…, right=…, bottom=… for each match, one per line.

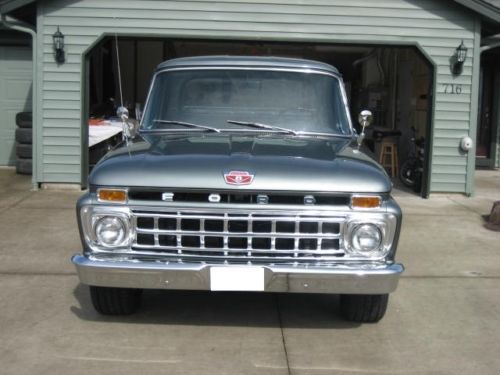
left=224, top=171, right=254, bottom=185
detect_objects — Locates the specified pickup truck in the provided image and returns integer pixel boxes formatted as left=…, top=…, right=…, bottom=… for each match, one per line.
left=72, top=56, right=403, bottom=323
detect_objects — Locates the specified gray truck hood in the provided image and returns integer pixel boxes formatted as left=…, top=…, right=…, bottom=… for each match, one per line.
left=89, top=133, right=391, bottom=193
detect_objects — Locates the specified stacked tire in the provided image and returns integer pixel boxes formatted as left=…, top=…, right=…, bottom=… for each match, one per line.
left=15, top=112, right=33, bottom=175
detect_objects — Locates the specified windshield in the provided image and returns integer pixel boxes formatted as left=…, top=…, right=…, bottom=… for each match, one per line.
left=141, top=68, right=352, bottom=135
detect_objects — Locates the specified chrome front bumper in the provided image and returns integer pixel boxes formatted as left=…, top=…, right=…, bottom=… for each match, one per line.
left=72, top=254, right=404, bottom=294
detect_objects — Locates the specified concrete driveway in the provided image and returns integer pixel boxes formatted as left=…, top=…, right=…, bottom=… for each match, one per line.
left=1, top=168, right=500, bottom=375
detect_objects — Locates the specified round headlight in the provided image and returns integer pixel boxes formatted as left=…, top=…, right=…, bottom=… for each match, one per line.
left=95, top=216, right=127, bottom=247
left=351, top=224, right=382, bottom=253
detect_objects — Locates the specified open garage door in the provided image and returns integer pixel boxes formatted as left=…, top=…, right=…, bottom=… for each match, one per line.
left=83, top=38, right=433, bottom=197
left=0, top=44, right=32, bottom=166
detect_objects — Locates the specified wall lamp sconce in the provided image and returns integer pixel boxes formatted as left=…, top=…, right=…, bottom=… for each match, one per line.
left=451, top=40, right=467, bottom=75
left=53, top=26, right=65, bottom=64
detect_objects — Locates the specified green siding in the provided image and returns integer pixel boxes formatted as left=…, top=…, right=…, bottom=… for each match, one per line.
left=37, top=0, right=479, bottom=193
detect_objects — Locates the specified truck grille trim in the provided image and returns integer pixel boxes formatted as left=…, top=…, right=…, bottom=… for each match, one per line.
left=128, top=190, right=350, bottom=206
left=131, top=209, right=346, bottom=260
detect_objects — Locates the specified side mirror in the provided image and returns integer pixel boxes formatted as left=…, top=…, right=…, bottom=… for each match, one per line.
left=357, top=109, right=373, bottom=147
left=117, top=106, right=129, bottom=122
left=117, top=106, right=138, bottom=140
left=358, top=109, right=373, bottom=128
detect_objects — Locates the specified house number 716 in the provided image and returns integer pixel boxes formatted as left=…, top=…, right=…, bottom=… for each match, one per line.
left=443, top=84, right=462, bottom=94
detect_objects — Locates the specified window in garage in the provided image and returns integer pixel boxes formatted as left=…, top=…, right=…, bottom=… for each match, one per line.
left=84, top=38, right=432, bottom=196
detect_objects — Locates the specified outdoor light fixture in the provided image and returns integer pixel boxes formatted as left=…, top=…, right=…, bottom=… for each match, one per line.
left=452, top=40, right=467, bottom=75
left=53, top=26, right=65, bottom=64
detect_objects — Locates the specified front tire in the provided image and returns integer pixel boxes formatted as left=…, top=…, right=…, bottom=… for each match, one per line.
left=340, top=294, right=389, bottom=323
left=89, top=286, right=142, bottom=315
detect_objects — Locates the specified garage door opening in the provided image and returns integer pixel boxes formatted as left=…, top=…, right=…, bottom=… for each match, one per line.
left=83, top=37, right=433, bottom=196
left=0, top=32, right=32, bottom=170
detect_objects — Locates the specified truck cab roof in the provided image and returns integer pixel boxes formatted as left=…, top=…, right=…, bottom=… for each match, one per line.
left=156, top=55, right=340, bottom=75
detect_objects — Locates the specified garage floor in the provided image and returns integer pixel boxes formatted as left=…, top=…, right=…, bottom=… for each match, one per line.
left=1, top=168, right=500, bottom=374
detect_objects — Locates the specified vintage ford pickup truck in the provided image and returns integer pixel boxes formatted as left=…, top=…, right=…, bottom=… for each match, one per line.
left=72, top=56, right=403, bottom=322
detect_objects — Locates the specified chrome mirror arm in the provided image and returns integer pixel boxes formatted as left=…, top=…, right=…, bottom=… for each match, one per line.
left=357, top=128, right=366, bottom=147
left=117, top=106, right=136, bottom=143
left=357, top=110, right=373, bottom=148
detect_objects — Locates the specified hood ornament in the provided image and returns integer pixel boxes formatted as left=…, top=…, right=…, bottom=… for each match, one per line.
left=224, top=171, right=254, bottom=185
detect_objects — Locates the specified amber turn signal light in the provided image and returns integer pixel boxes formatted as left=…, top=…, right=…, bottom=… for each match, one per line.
left=97, top=189, right=127, bottom=203
left=351, top=196, right=381, bottom=209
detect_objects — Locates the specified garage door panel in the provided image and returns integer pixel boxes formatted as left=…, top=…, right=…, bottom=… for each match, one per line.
left=0, top=108, right=20, bottom=165
left=0, top=109, right=18, bottom=135
left=5, top=79, right=32, bottom=104
left=3, top=46, right=31, bottom=61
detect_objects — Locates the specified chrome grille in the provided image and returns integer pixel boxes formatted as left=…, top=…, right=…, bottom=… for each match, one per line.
left=132, top=209, right=346, bottom=261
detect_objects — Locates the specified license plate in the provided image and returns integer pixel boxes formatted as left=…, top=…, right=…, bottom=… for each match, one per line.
left=210, top=267, right=265, bottom=291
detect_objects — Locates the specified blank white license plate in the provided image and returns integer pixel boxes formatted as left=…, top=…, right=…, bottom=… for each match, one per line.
left=210, top=267, right=265, bottom=291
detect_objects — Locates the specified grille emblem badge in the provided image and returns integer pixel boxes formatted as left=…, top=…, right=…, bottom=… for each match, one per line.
left=224, top=170, right=254, bottom=185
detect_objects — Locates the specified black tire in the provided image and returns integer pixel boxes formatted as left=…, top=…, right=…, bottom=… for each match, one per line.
left=16, top=112, right=32, bottom=128
left=340, top=294, right=389, bottom=323
left=399, top=158, right=418, bottom=188
left=16, top=143, right=32, bottom=158
left=15, top=128, right=32, bottom=144
left=15, top=158, right=32, bottom=175
left=89, top=286, right=142, bottom=315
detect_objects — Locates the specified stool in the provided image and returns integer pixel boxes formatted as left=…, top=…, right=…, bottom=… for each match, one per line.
left=379, top=140, right=399, bottom=178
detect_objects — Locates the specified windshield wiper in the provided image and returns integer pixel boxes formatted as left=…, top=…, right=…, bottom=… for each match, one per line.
left=147, top=119, right=221, bottom=133
left=226, top=120, right=298, bottom=135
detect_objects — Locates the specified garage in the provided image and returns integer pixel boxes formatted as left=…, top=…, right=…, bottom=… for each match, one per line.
left=85, top=37, right=432, bottom=195
left=0, top=30, right=32, bottom=167
left=2, top=0, right=500, bottom=196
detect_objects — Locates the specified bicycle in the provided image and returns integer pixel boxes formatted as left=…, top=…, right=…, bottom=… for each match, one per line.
left=399, top=126, right=425, bottom=192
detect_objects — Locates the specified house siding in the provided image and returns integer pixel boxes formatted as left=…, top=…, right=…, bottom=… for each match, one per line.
left=38, top=0, right=479, bottom=192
